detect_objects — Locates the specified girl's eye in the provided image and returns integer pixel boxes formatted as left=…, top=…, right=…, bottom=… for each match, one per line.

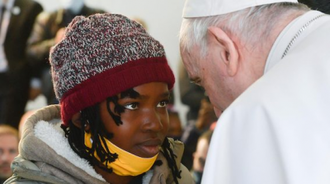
left=157, top=100, right=169, bottom=108
left=124, top=103, right=138, bottom=110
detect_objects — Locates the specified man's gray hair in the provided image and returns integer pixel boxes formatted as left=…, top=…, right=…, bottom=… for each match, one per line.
left=179, top=2, right=309, bottom=58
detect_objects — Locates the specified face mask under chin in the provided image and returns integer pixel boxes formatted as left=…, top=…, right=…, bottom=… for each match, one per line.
left=84, top=132, right=159, bottom=176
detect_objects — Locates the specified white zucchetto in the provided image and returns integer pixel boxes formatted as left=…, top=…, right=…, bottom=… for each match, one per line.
left=183, top=0, right=298, bottom=18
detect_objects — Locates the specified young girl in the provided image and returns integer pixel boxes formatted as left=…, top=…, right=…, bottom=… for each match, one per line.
left=5, top=13, right=194, bottom=184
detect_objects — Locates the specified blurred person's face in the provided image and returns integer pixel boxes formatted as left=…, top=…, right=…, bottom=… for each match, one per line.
left=193, top=137, right=209, bottom=172
left=100, top=82, right=170, bottom=158
left=167, top=112, right=182, bottom=139
left=0, top=134, right=18, bottom=179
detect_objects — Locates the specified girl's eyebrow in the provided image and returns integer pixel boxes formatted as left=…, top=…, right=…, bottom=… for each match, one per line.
left=138, top=91, right=170, bottom=100
left=161, top=91, right=171, bottom=99
left=120, top=89, right=140, bottom=99
left=120, top=90, right=170, bottom=100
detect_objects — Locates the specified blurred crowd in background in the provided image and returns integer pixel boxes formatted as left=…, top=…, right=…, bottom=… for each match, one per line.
left=0, top=0, right=329, bottom=183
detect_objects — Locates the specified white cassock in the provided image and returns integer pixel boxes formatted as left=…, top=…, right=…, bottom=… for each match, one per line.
left=202, top=11, right=330, bottom=184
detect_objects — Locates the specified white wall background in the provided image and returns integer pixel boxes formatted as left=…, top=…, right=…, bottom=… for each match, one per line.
left=34, top=0, right=189, bottom=125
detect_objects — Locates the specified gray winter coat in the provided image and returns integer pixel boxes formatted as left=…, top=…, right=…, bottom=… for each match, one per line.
left=5, top=105, right=194, bottom=184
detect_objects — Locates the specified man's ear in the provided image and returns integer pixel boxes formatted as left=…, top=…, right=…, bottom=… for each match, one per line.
left=71, top=112, right=90, bottom=132
left=208, top=27, right=239, bottom=76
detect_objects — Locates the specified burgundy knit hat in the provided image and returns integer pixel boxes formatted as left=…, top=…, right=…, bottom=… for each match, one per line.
left=50, top=13, right=175, bottom=126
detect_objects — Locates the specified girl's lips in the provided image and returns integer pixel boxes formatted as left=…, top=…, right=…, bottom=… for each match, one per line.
left=140, top=145, right=160, bottom=157
left=138, top=139, right=162, bottom=157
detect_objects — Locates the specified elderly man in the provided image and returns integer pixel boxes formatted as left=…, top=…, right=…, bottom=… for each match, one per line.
left=180, top=0, right=330, bottom=183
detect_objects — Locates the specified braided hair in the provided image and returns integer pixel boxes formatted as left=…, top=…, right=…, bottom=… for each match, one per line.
left=62, top=88, right=181, bottom=183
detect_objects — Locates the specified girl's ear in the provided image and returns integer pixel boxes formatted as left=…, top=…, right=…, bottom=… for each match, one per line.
left=71, top=112, right=90, bottom=132
left=207, top=26, right=239, bottom=77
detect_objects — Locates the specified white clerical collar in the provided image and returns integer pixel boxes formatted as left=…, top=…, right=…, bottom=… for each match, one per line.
left=264, top=11, right=328, bottom=74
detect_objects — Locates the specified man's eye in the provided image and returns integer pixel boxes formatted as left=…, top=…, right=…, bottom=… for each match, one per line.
left=157, top=100, right=169, bottom=108
left=9, top=149, right=18, bottom=155
left=190, top=78, right=202, bottom=86
left=124, top=103, right=138, bottom=110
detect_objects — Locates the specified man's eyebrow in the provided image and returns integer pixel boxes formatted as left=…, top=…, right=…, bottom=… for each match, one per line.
left=190, top=77, right=202, bottom=86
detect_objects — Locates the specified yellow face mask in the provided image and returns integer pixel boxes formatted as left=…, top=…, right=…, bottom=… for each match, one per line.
left=85, top=132, right=159, bottom=176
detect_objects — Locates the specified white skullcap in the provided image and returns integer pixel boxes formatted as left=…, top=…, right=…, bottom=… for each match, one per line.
left=183, top=0, right=298, bottom=18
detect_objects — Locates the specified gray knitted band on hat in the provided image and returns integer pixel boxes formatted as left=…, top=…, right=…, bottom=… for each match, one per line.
left=51, top=13, right=165, bottom=100
left=50, top=13, right=175, bottom=125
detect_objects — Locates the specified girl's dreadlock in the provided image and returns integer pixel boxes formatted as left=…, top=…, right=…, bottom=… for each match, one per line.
left=62, top=102, right=117, bottom=173
left=62, top=88, right=181, bottom=183
left=161, top=138, right=182, bottom=184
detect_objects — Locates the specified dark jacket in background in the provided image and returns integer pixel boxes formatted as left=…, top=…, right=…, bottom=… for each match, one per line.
left=0, top=0, right=43, bottom=128
left=26, top=5, right=105, bottom=104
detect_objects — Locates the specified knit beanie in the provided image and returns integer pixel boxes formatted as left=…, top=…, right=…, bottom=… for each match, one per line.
left=50, top=13, right=175, bottom=126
